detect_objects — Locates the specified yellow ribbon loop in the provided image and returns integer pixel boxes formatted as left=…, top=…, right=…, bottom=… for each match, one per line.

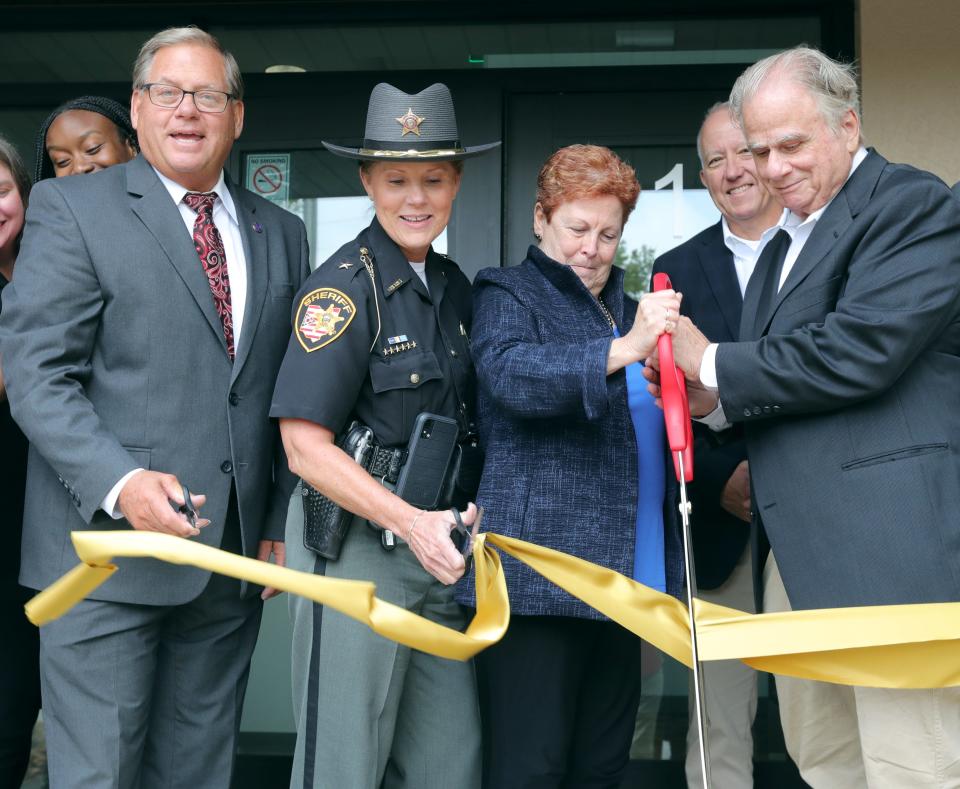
left=26, top=530, right=510, bottom=661
left=25, top=530, right=960, bottom=688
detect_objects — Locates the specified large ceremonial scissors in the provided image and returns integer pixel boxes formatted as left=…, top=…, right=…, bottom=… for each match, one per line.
left=653, top=272, right=711, bottom=788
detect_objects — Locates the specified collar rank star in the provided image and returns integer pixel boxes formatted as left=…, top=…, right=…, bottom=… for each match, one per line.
left=338, top=262, right=354, bottom=270
left=395, top=107, right=425, bottom=137
left=295, top=288, right=357, bottom=352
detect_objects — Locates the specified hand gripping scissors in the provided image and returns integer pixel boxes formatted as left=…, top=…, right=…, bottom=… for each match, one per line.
left=653, top=272, right=711, bottom=788
left=450, top=506, right=483, bottom=573
left=173, top=484, right=198, bottom=529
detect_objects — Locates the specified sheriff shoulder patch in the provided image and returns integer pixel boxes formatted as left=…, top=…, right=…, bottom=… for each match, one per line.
left=295, top=288, right=356, bottom=352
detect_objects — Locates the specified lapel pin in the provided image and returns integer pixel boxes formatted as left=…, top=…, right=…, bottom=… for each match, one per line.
left=252, top=222, right=263, bottom=234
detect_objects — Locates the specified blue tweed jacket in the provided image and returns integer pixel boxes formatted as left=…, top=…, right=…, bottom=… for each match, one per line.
left=456, top=246, right=683, bottom=619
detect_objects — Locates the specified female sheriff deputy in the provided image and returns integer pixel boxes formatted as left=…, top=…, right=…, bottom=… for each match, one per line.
left=270, top=82, right=498, bottom=789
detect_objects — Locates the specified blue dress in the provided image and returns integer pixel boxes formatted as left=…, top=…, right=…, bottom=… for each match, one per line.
left=616, top=327, right=667, bottom=592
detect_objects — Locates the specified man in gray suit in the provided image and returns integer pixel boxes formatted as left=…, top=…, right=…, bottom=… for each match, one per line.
left=0, top=27, right=308, bottom=788
left=667, top=47, right=960, bottom=786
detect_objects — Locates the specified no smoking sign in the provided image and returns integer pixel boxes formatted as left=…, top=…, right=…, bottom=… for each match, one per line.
left=245, top=154, right=290, bottom=202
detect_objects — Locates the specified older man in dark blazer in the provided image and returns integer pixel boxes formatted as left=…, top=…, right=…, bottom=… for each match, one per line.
left=653, top=101, right=782, bottom=789
left=0, top=27, right=307, bottom=788
left=669, top=47, right=960, bottom=787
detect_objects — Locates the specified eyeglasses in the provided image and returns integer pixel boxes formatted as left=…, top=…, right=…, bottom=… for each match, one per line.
left=141, top=83, right=234, bottom=113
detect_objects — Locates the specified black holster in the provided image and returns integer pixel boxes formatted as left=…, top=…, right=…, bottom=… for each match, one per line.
left=301, top=422, right=376, bottom=561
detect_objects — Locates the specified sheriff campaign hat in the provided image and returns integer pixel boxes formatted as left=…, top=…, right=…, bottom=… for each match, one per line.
left=322, top=82, right=500, bottom=162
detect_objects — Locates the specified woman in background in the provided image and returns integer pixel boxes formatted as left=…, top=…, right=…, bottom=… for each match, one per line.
left=35, top=95, right=137, bottom=181
left=0, top=134, right=39, bottom=788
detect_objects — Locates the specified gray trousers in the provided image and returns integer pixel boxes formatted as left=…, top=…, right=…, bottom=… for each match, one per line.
left=287, top=513, right=481, bottom=789
left=38, top=548, right=262, bottom=789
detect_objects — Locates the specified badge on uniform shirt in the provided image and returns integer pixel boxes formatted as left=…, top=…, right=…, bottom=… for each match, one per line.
left=295, top=288, right=356, bottom=352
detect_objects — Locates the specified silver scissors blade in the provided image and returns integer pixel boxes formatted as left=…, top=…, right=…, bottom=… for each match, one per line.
left=469, top=506, right=483, bottom=553
left=678, top=452, right=711, bottom=788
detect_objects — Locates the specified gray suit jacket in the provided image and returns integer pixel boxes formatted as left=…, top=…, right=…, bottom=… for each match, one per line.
left=717, top=150, right=960, bottom=609
left=0, top=155, right=308, bottom=605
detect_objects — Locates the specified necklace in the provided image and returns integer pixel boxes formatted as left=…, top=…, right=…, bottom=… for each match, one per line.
left=597, top=296, right=617, bottom=331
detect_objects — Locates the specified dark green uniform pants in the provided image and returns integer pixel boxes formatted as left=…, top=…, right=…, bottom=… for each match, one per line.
left=288, top=511, right=481, bottom=789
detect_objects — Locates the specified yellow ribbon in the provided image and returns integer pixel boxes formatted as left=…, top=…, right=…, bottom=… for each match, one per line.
left=487, top=533, right=960, bottom=689
left=25, top=530, right=960, bottom=688
left=26, top=530, right=509, bottom=660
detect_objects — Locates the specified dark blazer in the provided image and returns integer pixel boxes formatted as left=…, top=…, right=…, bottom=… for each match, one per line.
left=0, top=155, right=309, bottom=604
left=717, top=149, right=960, bottom=610
left=456, top=247, right=683, bottom=619
left=653, top=221, right=750, bottom=590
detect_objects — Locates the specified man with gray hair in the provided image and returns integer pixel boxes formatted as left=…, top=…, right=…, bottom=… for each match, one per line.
left=0, top=26, right=308, bottom=787
left=665, top=46, right=960, bottom=786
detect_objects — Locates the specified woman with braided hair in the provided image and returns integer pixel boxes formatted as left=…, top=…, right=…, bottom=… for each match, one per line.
left=35, top=95, right=137, bottom=181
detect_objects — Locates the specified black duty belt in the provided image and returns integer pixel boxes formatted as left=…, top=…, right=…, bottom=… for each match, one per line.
left=366, top=445, right=408, bottom=485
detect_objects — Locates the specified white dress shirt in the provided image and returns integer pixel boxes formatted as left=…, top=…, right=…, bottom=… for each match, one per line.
left=722, top=215, right=785, bottom=298
left=101, top=168, right=249, bottom=518
left=697, top=147, right=869, bottom=429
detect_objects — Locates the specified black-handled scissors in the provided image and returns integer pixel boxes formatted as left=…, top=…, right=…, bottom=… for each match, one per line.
left=450, top=506, right=483, bottom=572
left=172, top=484, right=198, bottom=529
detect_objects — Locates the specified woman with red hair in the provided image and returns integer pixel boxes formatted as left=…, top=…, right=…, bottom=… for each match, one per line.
left=457, top=144, right=684, bottom=788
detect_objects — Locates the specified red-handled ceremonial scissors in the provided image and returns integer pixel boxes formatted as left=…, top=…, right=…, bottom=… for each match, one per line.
left=652, top=272, right=711, bottom=788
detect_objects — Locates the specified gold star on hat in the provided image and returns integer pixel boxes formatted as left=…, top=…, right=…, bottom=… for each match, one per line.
left=395, top=107, right=425, bottom=137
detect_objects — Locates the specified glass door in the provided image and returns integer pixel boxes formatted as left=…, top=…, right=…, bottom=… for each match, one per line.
left=243, top=148, right=446, bottom=272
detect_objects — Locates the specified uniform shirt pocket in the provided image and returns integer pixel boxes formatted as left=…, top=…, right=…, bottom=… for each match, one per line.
left=369, top=350, right=444, bottom=392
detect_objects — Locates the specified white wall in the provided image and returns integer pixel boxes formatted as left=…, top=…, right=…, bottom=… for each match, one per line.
left=859, top=0, right=960, bottom=186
